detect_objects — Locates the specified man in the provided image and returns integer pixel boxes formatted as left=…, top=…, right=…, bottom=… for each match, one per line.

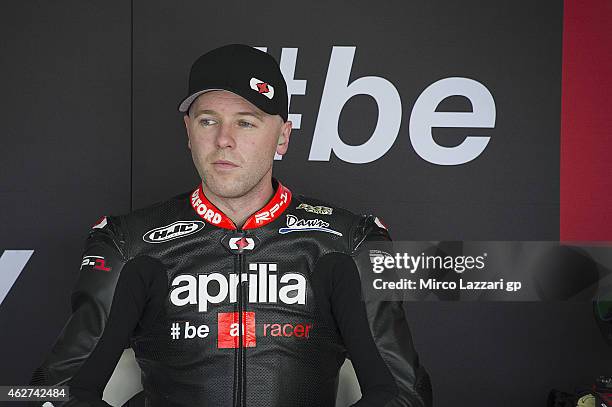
left=30, top=44, right=431, bottom=406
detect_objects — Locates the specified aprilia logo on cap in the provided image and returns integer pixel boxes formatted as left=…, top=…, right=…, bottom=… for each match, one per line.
left=250, top=77, right=274, bottom=99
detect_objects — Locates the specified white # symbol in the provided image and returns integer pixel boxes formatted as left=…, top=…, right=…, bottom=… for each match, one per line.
left=0, top=250, right=34, bottom=306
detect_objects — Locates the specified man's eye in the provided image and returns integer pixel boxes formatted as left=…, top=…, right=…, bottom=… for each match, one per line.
left=238, top=120, right=255, bottom=128
left=199, top=118, right=216, bottom=126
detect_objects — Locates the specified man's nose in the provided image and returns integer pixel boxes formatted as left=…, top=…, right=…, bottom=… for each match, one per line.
left=215, top=123, right=236, bottom=149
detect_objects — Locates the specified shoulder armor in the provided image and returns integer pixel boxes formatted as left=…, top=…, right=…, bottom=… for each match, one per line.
left=351, top=215, right=391, bottom=251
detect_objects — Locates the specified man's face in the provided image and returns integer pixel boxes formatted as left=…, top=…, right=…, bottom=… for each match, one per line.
left=183, top=90, right=292, bottom=199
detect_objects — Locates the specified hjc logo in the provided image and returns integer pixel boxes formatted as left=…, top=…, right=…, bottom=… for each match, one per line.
left=143, top=221, right=205, bottom=243
left=256, top=46, right=496, bottom=165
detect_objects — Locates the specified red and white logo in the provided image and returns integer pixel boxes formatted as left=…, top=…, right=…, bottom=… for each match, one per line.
left=190, top=189, right=226, bottom=226
left=191, top=181, right=292, bottom=230
left=228, top=237, right=255, bottom=250
left=250, top=77, right=275, bottom=99
left=218, top=312, right=256, bottom=348
left=374, top=217, right=388, bottom=230
left=92, top=216, right=107, bottom=230
left=251, top=190, right=290, bottom=226
left=81, top=255, right=112, bottom=271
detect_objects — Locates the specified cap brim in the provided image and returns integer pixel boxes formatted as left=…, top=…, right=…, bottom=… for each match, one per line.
left=178, top=87, right=284, bottom=122
left=177, top=89, right=225, bottom=113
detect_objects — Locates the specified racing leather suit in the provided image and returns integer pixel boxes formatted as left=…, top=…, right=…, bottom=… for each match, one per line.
left=30, top=179, right=432, bottom=407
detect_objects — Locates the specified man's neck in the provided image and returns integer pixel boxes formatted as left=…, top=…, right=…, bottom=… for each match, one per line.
left=201, top=177, right=274, bottom=229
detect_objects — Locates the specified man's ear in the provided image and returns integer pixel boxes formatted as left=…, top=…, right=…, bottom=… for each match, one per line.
left=183, top=114, right=192, bottom=150
left=275, top=120, right=292, bottom=156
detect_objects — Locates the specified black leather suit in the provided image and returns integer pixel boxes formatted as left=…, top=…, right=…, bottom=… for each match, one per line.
left=30, top=179, right=432, bottom=407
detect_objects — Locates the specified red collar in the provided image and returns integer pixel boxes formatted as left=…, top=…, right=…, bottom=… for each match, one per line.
left=190, top=180, right=292, bottom=230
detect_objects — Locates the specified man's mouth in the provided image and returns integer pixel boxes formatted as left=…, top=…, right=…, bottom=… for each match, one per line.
left=212, top=160, right=239, bottom=170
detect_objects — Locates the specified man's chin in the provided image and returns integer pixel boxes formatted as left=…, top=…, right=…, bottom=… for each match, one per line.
left=203, top=177, right=250, bottom=199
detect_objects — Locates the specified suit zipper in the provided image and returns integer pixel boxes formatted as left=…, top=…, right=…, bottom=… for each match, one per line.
left=234, top=234, right=247, bottom=407
left=240, top=257, right=247, bottom=407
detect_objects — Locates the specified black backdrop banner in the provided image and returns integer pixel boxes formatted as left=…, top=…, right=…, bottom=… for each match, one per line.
left=2, top=1, right=609, bottom=406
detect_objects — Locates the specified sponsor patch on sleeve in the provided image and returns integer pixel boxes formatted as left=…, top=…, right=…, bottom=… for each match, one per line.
left=92, top=216, right=108, bottom=230
left=80, top=255, right=112, bottom=271
left=374, top=216, right=388, bottom=230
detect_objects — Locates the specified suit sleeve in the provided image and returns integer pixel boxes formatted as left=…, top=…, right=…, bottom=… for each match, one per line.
left=65, top=256, right=167, bottom=407
left=29, top=216, right=129, bottom=393
left=331, top=215, right=432, bottom=407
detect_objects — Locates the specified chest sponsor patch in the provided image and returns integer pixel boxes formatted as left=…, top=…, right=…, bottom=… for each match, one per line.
left=170, top=263, right=307, bottom=312
left=278, top=214, right=343, bottom=236
left=218, top=312, right=256, bottom=348
left=296, top=203, right=333, bottom=215
left=143, top=221, right=205, bottom=243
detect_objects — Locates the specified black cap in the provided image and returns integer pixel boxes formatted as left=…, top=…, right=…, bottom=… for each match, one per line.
left=178, top=44, right=288, bottom=121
